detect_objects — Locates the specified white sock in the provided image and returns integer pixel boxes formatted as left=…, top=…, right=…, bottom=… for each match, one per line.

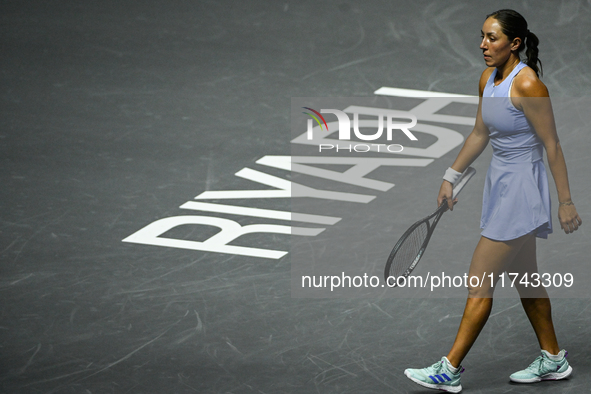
left=542, top=349, right=564, bottom=361
left=443, top=357, right=460, bottom=373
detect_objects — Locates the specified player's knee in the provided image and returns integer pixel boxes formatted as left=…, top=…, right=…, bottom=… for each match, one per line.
left=467, top=284, right=494, bottom=298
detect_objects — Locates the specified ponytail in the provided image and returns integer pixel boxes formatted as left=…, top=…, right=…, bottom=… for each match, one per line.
left=525, top=30, right=543, bottom=77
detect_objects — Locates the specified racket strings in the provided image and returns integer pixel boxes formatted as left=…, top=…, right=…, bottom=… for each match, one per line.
left=386, top=221, right=429, bottom=282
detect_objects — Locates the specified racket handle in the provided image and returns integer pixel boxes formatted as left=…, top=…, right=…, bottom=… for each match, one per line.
left=452, top=167, right=476, bottom=199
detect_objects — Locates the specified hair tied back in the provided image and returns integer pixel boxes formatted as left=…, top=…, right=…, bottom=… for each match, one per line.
left=486, top=9, right=542, bottom=77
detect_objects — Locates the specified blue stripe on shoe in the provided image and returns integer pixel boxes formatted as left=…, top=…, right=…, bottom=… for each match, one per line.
left=434, top=375, right=445, bottom=383
left=428, top=375, right=439, bottom=384
left=441, top=373, right=451, bottom=381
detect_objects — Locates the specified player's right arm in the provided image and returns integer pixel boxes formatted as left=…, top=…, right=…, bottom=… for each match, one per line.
left=437, top=68, right=492, bottom=210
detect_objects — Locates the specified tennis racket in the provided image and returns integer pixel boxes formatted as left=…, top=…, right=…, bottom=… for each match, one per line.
left=384, top=167, right=476, bottom=287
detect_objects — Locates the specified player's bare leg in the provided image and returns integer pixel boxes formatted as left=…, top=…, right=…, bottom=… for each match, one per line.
left=445, top=234, right=533, bottom=368
left=510, top=235, right=560, bottom=354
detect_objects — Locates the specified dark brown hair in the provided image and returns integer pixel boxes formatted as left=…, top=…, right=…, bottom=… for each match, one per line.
left=487, top=9, right=543, bottom=77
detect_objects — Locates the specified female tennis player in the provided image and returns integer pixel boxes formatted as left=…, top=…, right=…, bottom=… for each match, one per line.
left=404, top=9, right=582, bottom=393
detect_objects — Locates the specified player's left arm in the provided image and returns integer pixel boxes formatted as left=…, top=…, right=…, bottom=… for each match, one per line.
left=513, top=74, right=582, bottom=234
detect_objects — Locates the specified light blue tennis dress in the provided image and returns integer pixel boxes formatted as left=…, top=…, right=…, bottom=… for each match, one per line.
left=480, top=62, right=552, bottom=241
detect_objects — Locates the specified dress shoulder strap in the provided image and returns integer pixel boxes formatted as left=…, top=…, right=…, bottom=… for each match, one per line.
left=485, top=62, right=527, bottom=98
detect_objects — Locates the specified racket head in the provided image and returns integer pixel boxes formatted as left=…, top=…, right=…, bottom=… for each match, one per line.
left=384, top=167, right=476, bottom=288
left=384, top=204, right=446, bottom=286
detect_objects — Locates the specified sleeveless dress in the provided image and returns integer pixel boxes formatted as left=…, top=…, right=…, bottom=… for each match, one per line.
left=480, top=62, right=552, bottom=241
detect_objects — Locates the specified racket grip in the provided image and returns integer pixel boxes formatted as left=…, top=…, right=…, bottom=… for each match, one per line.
left=452, top=167, right=476, bottom=199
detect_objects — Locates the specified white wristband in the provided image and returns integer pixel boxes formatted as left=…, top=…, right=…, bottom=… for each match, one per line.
left=443, top=167, right=462, bottom=184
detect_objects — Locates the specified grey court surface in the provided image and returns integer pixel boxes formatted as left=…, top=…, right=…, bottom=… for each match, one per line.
left=1, top=1, right=590, bottom=393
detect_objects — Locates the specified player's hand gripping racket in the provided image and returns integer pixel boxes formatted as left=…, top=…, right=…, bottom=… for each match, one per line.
left=384, top=167, right=476, bottom=287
